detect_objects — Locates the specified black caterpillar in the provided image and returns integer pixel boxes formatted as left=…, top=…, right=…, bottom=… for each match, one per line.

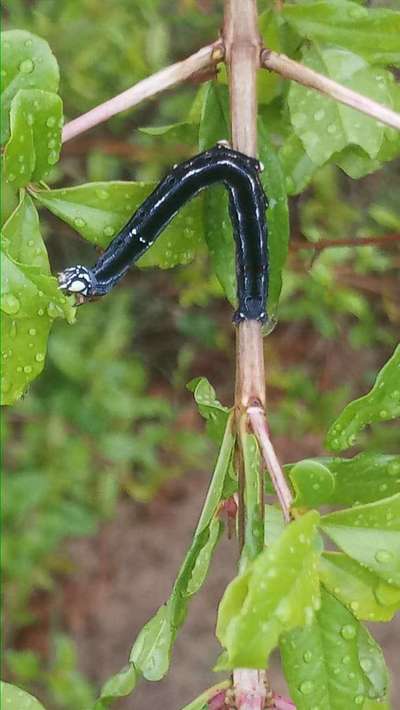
left=58, top=143, right=269, bottom=323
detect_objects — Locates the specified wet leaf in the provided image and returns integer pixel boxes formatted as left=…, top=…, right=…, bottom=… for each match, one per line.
left=287, top=453, right=400, bottom=506
left=95, top=664, right=137, bottom=708
left=288, top=46, right=391, bottom=167
left=326, top=345, right=400, bottom=451
left=1, top=681, right=46, bottom=709
left=4, top=89, right=63, bottom=187
left=1, top=29, right=59, bottom=144
left=281, top=589, right=388, bottom=710
left=1, top=196, right=74, bottom=405
left=320, top=552, right=400, bottom=622
left=288, top=459, right=335, bottom=508
left=187, top=376, right=230, bottom=442
left=258, top=121, right=289, bottom=319
left=186, top=518, right=222, bottom=596
left=282, top=1, right=400, bottom=66
left=241, top=428, right=264, bottom=565
left=139, top=121, right=198, bottom=144
left=321, top=494, right=400, bottom=586
left=279, top=133, right=319, bottom=196
left=216, top=511, right=320, bottom=669
left=32, top=181, right=204, bottom=269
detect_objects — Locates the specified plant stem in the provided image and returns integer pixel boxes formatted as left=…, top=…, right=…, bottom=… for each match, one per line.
left=247, top=406, right=293, bottom=523
left=62, top=42, right=224, bottom=143
left=261, top=48, right=400, bottom=132
left=224, top=2, right=268, bottom=709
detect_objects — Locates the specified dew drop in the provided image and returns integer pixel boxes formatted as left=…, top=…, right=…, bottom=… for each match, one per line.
left=26, top=113, right=34, bottom=126
left=350, top=601, right=359, bottom=612
left=24, top=38, right=33, bottom=47
left=48, top=138, right=56, bottom=149
left=299, top=681, right=313, bottom=695
left=341, top=624, right=356, bottom=640
left=74, top=217, right=86, bottom=229
left=303, top=650, right=312, bottom=663
left=7, top=173, right=16, bottom=183
left=314, top=109, right=325, bottom=121
left=46, top=116, right=56, bottom=128
left=23, top=365, right=32, bottom=374
left=28, top=328, right=37, bottom=336
left=1, top=294, right=21, bottom=315
left=375, top=549, right=393, bottom=564
left=19, top=58, right=34, bottom=74
left=379, top=410, right=388, bottom=418
left=37, top=308, right=45, bottom=316
left=48, top=150, right=58, bottom=165
left=35, top=352, right=45, bottom=362
left=354, top=695, right=364, bottom=705
left=342, top=655, right=351, bottom=665
left=103, top=226, right=114, bottom=238
left=47, top=302, right=62, bottom=318
left=360, top=658, right=373, bottom=672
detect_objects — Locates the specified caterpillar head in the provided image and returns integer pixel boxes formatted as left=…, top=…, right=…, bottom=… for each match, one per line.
left=58, top=265, right=94, bottom=302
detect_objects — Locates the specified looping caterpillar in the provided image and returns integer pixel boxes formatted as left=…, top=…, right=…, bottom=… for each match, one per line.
left=58, top=144, right=269, bottom=323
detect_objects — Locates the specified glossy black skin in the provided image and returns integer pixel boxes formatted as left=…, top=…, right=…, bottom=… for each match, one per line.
left=59, top=144, right=269, bottom=322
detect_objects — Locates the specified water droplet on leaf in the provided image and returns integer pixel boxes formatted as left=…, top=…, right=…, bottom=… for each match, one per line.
left=299, top=681, right=313, bottom=695
left=1, top=294, right=21, bottom=315
left=341, top=624, right=356, bottom=640
left=19, top=58, right=34, bottom=74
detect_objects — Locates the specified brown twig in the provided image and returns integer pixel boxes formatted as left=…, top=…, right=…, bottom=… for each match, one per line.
left=291, top=233, right=400, bottom=252
left=224, top=2, right=268, bottom=709
left=261, top=48, right=400, bottom=132
left=62, top=42, right=224, bottom=143
left=247, top=407, right=293, bottom=523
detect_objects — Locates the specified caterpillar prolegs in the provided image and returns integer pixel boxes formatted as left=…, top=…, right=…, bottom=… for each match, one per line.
left=58, top=144, right=269, bottom=323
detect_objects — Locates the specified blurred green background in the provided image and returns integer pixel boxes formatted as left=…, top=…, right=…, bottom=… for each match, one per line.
left=2, top=1, right=399, bottom=708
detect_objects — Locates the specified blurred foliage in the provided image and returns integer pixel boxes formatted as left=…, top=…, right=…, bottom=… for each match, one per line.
left=2, top=0, right=400, bottom=708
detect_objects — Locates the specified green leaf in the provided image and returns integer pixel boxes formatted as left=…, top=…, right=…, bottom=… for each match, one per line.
left=1, top=29, right=59, bottom=144
left=288, top=453, right=400, bottom=507
left=320, top=552, right=400, bottom=622
left=289, top=459, right=336, bottom=507
left=139, top=121, right=198, bottom=144
left=321, top=494, right=400, bottom=586
left=258, top=10, right=283, bottom=105
left=326, top=345, right=400, bottom=451
left=216, top=511, right=320, bottom=669
left=186, top=518, right=222, bottom=596
left=241, top=428, right=264, bottom=565
left=4, top=89, right=63, bottom=187
left=1, top=196, right=74, bottom=404
left=97, top=663, right=137, bottom=706
left=282, top=2, right=400, bottom=66
left=187, top=376, right=230, bottom=442
left=195, top=414, right=235, bottom=534
left=0, top=681, right=46, bottom=709
left=279, top=133, right=319, bottom=196
left=281, top=589, right=388, bottom=710
left=32, top=181, right=204, bottom=269
left=3, top=193, right=49, bottom=269
left=264, top=504, right=285, bottom=546
left=258, top=121, right=289, bottom=318
left=288, top=46, right=391, bottom=167
left=198, top=82, right=230, bottom=153
left=130, top=603, right=175, bottom=681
